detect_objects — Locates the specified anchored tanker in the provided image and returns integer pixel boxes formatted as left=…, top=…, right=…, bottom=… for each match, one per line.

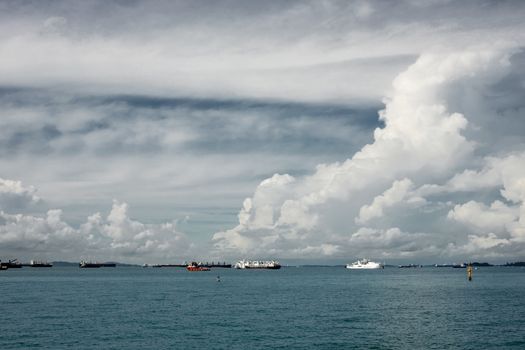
left=79, top=261, right=116, bottom=268
left=234, top=260, right=281, bottom=269
left=346, top=259, right=383, bottom=269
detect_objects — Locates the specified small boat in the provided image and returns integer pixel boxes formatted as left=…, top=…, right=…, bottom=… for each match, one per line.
left=186, top=262, right=210, bottom=271
left=346, top=259, right=383, bottom=269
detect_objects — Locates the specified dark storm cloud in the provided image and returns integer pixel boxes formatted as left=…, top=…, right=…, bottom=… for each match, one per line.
left=0, top=88, right=382, bottom=157
left=3, top=124, right=61, bottom=153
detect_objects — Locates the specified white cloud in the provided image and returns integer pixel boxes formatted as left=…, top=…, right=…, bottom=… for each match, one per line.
left=445, top=233, right=513, bottom=258
left=214, top=48, right=516, bottom=259
left=445, top=151, right=525, bottom=232
left=356, top=178, right=425, bottom=224
left=0, top=199, right=191, bottom=263
left=347, top=227, right=430, bottom=256
left=0, top=177, right=41, bottom=211
left=447, top=200, right=518, bottom=234
left=466, top=233, right=511, bottom=251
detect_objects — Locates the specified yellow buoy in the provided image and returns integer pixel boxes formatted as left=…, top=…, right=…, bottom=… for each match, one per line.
left=467, top=263, right=473, bottom=281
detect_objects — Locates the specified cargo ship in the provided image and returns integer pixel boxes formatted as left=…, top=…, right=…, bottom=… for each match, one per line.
left=203, top=262, right=232, bottom=268
left=144, top=262, right=231, bottom=268
left=1, top=259, right=22, bottom=269
left=79, top=261, right=116, bottom=268
left=398, top=264, right=421, bottom=268
left=30, top=260, right=53, bottom=267
left=234, top=260, right=281, bottom=269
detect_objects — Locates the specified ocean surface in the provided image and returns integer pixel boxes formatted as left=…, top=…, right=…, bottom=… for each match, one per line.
left=1, top=266, right=524, bottom=349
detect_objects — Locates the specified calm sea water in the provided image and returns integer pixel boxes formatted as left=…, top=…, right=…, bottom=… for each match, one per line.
left=1, top=266, right=524, bottom=349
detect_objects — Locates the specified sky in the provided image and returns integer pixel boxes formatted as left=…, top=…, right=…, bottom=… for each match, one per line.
left=1, top=0, right=525, bottom=264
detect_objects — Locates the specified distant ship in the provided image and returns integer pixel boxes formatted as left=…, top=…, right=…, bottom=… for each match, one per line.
left=346, top=259, right=383, bottom=269
left=143, top=264, right=161, bottom=268
left=79, top=261, right=116, bottom=268
left=234, top=260, right=281, bottom=269
left=30, top=260, right=53, bottom=267
left=452, top=263, right=467, bottom=268
left=143, top=263, right=183, bottom=268
left=202, top=262, right=232, bottom=268
left=1, top=259, right=22, bottom=269
left=143, top=262, right=231, bottom=268
left=398, top=264, right=421, bottom=268
left=186, top=262, right=211, bottom=271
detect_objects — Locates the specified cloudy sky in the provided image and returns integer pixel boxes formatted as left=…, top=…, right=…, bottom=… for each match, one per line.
left=1, top=0, right=525, bottom=264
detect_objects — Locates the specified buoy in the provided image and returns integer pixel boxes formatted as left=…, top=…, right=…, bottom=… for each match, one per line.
left=467, top=263, right=473, bottom=281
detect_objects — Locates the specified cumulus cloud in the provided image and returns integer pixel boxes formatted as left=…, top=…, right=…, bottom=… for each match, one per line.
left=213, top=47, right=525, bottom=261
left=0, top=198, right=192, bottom=263
left=347, top=227, right=433, bottom=258
left=356, top=178, right=425, bottom=224
left=446, top=152, right=525, bottom=246
left=447, top=200, right=518, bottom=234
left=0, top=177, right=41, bottom=212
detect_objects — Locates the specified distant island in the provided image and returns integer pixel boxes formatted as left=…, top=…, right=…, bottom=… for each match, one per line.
left=471, top=262, right=493, bottom=267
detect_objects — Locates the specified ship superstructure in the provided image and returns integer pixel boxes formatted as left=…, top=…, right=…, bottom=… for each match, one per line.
left=346, top=259, right=383, bottom=269
left=234, top=260, right=281, bottom=269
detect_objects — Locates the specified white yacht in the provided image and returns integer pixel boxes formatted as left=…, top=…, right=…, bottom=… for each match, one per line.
left=234, top=259, right=281, bottom=269
left=346, top=259, right=383, bottom=269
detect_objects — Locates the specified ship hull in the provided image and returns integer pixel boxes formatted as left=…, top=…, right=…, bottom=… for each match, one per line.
left=244, top=265, right=281, bottom=269
left=346, top=265, right=382, bottom=269
left=79, top=263, right=101, bottom=268
left=3, top=263, right=22, bottom=268
left=204, top=264, right=232, bottom=268
left=234, top=259, right=280, bottom=269
left=79, top=261, right=116, bottom=268
left=186, top=266, right=210, bottom=271
left=346, top=259, right=383, bottom=269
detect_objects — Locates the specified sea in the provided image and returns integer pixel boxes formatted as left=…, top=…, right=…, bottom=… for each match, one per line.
left=1, top=266, right=524, bottom=349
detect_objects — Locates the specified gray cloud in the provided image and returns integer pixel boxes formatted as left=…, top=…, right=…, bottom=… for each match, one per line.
left=0, top=89, right=381, bottom=156
left=0, top=177, right=42, bottom=213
